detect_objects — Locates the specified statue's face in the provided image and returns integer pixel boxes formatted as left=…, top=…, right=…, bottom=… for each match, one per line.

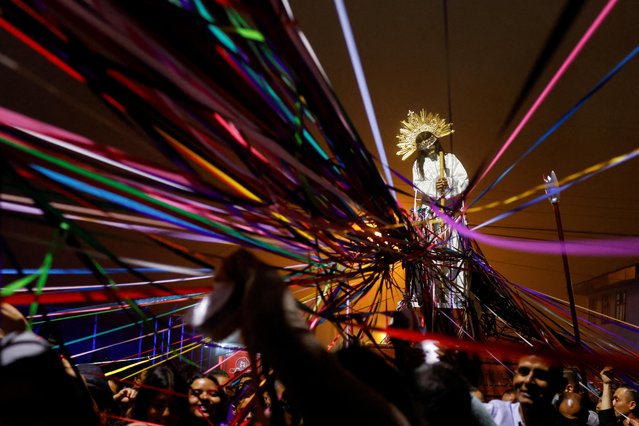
left=418, top=135, right=437, bottom=153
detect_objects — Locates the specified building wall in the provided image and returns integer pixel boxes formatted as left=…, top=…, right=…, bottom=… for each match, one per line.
left=628, top=289, right=639, bottom=326
left=587, top=283, right=639, bottom=344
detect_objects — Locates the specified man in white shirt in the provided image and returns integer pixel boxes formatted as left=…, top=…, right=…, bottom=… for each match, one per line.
left=485, top=354, right=564, bottom=426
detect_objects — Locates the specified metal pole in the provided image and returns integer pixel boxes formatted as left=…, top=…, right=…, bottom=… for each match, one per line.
left=167, top=316, right=172, bottom=360
left=552, top=203, right=582, bottom=347
left=92, top=314, right=98, bottom=352
left=345, top=298, right=351, bottom=347
left=544, top=171, right=581, bottom=348
left=138, top=322, right=143, bottom=361
left=152, top=318, right=158, bottom=363
left=180, top=320, right=185, bottom=361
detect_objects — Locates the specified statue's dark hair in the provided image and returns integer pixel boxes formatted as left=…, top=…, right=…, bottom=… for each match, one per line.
left=415, top=132, right=442, bottom=179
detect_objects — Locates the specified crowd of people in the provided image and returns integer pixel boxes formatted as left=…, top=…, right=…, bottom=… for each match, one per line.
left=0, top=307, right=254, bottom=425
left=2, top=250, right=638, bottom=425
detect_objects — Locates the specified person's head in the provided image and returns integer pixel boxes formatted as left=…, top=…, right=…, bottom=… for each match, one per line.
left=470, top=386, right=484, bottom=402
left=188, top=373, right=228, bottom=423
left=209, top=368, right=230, bottom=387
left=133, top=369, right=149, bottom=389
left=557, top=391, right=588, bottom=423
left=501, top=388, right=516, bottom=402
left=0, top=332, right=102, bottom=426
left=415, top=131, right=445, bottom=180
left=336, top=345, right=423, bottom=426
left=563, top=367, right=582, bottom=393
left=513, top=355, right=564, bottom=408
left=228, top=375, right=258, bottom=423
left=208, top=368, right=231, bottom=400
left=413, top=361, right=473, bottom=426
left=130, top=365, right=189, bottom=426
left=76, top=364, right=116, bottom=417
left=613, top=386, right=639, bottom=419
left=416, top=131, right=441, bottom=155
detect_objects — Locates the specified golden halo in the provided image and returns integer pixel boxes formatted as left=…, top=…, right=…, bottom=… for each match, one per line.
left=396, top=109, right=454, bottom=161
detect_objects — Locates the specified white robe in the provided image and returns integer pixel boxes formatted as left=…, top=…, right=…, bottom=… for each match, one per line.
left=412, top=152, right=468, bottom=210
left=412, top=152, right=469, bottom=309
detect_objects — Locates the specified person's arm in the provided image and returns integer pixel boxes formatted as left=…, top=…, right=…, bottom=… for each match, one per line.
left=0, top=303, right=28, bottom=338
left=600, top=367, right=613, bottom=411
left=191, top=249, right=412, bottom=426
left=113, top=387, right=138, bottom=406
left=598, top=367, right=616, bottom=426
left=471, top=396, right=497, bottom=426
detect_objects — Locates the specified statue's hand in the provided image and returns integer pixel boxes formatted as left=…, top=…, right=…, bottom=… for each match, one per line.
left=436, top=177, right=449, bottom=195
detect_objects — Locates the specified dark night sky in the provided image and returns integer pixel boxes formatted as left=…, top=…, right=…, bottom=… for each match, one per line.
left=1, top=1, right=638, bottom=304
